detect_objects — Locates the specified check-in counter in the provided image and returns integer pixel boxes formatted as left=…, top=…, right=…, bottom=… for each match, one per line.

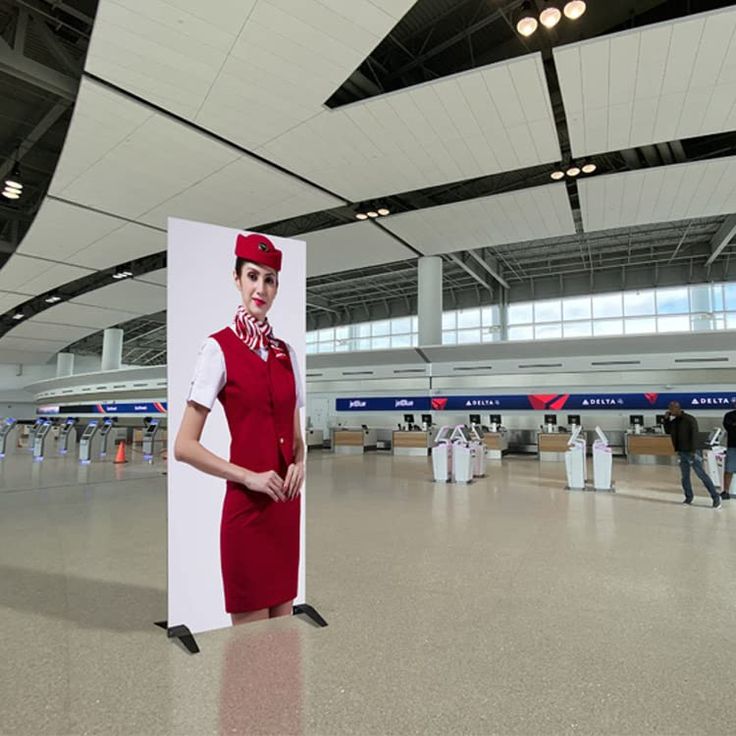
left=483, top=432, right=508, bottom=460
left=625, top=433, right=676, bottom=465
left=332, top=428, right=377, bottom=454
left=392, top=430, right=432, bottom=456
left=306, top=429, right=324, bottom=449
left=537, top=431, right=571, bottom=462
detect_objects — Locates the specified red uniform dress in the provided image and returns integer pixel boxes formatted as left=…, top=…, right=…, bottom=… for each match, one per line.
left=211, top=326, right=300, bottom=612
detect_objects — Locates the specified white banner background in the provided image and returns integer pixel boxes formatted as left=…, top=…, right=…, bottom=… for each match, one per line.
left=167, top=217, right=306, bottom=635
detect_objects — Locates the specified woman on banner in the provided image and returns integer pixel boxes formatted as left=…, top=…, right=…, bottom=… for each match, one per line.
left=174, top=233, right=304, bottom=624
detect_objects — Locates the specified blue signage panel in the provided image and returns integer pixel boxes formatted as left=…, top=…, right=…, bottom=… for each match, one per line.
left=337, top=393, right=736, bottom=412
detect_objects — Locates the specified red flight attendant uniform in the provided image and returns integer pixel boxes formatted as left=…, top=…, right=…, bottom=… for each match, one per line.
left=211, top=326, right=300, bottom=613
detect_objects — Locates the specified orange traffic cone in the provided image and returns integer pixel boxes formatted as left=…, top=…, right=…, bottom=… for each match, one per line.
left=113, top=440, right=128, bottom=464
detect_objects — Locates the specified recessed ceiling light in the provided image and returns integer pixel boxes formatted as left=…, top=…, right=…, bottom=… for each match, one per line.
left=550, top=170, right=565, bottom=180
left=377, top=208, right=390, bottom=216
left=563, top=0, right=586, bottom=20
left=12, top=312, right=24, bottom=320
left=540, top=2, right=562, bottom=28
left=355, top=213, right=368, bottom=220
left=2, top=190, right=20, bottom=200
left=566, top=166, right=581, bottom=177
left=4, top=181, right=22, bottom=191
left=366, top=211, right=379, bottom=218
left=582, top=163, right=597, bottom=174
left=44, top=294, right=62, bottom=304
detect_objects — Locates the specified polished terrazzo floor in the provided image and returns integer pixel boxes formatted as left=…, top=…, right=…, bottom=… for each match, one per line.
left=0, top=449, right=734, bottom=735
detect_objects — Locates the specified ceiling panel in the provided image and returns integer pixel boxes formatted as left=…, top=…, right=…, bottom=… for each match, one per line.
left=67, top=222, right=165, bottom=269
left=382, top=185, right=576, bottom=256
left=0, top=255, right=91, bottom=295
left=9, top=319, right=95, bottom=343
left=579, top=157, right=736, bottom=231
left=86, top=0, right=416, bottom=148
left=0, top=289, right=33, bottom=313
left=71, top=278, right=166, bottom=315
left=555, top=6, right=736, bottom=156
left=0, top=336, right=70, bottom=354
left=30, top=302, right=139, bottom=330
left=134, top=268, right=166, bottom=287
left=301, top=222, right=416, bottom=277
left=139, top=155, right=342, bottom=230
left=259, top=55, right=560, bottom=200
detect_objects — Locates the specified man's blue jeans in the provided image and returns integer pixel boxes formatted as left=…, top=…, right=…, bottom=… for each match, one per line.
left=678, top=451, right=718, bottom=502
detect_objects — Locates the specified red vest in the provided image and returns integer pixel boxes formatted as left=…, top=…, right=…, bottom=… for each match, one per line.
left=211, top=327, right=295, bottom=473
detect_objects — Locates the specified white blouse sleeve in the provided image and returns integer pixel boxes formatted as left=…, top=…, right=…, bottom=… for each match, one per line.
left=288, top=344, right=305, bottom=409
left=187, top=338, right=226, bottom=410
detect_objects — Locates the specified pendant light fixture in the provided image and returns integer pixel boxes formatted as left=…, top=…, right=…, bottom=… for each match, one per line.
left=563, top=0, right=587, bottom=20
left=539, top=1, right=562, bottom=29
left=516, top=1, right=538, bottom=37
left=2, top=162, right=23, bottom=200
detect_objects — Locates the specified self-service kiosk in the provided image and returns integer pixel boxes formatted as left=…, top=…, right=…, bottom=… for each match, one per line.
left=78, top=420, right=101, bottom=464
left=27, top=418, right=45, bottom=451
left=705, top=428, right=728, bottom=491
left=629, top=415, right=644, bottom=435
left=32, top=419, right=52, bottom=461
left=432, top=426, right=453, bottom=482
left=0, top=417, right=18, bottom=458
left=142, top=419, right=160, bottom=461
left=544, top=414, right=558, bottom=434
left=468, top=423, right=486, bottom=477
left=564, top=424, right=587, bottom=490
left=98, top=418, right=115, bottom=457
left=592, top=426, right=614, bottom=492
left=57, top=417, right=78, bottom=455
left=450, top=425, right=473, bottom=483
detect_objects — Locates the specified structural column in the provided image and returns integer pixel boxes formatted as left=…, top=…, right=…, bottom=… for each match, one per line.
left=56, top=352, right=74, bottom=377
left=417, top=256, right=442, bottom=346
left=690, top=285, right=714, bottom=332
left=101, top=328, right=123, bottom=371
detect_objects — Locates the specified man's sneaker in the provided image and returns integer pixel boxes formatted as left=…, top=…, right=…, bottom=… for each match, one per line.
left=720, top=492, right=731, bottom=500
left=682, top=499, right=693, bottom=505
left=713, top=498, right=722, bottom=510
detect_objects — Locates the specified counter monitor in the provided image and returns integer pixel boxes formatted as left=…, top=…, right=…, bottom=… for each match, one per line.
left=469, top=414, right=481, bottom=425
left=629, top=415, right=644, bottom=426
left=567, top=415, right=581, bottom=426
left=544, top=414, right=557, bottom=425
left=403, top=414, right=415, bottom=424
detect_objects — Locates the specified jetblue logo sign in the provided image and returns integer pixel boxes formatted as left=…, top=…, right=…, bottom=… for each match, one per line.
left=349, top=400, right=367, bottom=409
left=395, top=399, right=414, bottom=408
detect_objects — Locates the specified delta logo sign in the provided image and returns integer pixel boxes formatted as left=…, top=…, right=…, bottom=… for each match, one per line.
left=337, top=392, right=736, bottom=412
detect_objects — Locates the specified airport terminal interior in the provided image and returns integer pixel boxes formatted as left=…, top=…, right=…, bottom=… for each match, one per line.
left=1, top=0, right=736, bottom=734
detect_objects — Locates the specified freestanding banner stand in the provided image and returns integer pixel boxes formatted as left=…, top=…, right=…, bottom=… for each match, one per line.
left=162, top=217, right=325, bottom=654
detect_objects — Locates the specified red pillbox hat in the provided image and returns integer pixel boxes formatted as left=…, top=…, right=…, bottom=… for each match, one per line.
left=234, top=233, right=282, bottom=272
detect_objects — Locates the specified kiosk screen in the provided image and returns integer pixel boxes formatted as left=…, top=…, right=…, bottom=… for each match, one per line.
left=81, top=422, right=98, bottom=439
left=145, top=423, right=158, bottom=435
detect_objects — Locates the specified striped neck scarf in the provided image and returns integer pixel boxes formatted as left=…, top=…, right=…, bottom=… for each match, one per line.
left=233, top=306, right=288, bottom=360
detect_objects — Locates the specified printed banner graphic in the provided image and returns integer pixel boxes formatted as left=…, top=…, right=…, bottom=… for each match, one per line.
left=337, top=392, right=736, bottom=411
left=37, top=402, right=167, bottom=415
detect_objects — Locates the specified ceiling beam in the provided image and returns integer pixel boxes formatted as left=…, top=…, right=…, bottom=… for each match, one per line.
left=466, top=250, right=510, bottom=290
left=0, top=100, right=70, bottom=181
left=306, top=292, right=340, bottom=314
left=447, top=253, right=493, bottom=292
left=705, top=215, right=736, bottom=267
left=0, top=35, right=78, bottom=100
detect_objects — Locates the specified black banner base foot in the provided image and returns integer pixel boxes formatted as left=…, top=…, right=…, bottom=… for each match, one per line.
left=293, top=603, right=328, bottom=627
left=155, top=620, right=200, bottom=654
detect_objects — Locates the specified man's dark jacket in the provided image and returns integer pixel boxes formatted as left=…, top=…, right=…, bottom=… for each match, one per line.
left=664, top=412, right=699, bottom=453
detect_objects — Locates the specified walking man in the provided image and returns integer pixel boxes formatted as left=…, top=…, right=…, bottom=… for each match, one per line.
left=664, top=401, right=721, bottom=509
left=722, top=402, right=736, bottom=500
